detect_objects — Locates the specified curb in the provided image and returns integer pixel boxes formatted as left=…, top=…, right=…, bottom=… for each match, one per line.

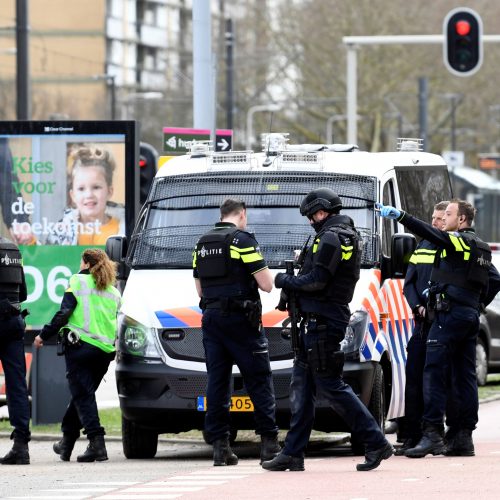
left=2, top=395, right=500, bottom=443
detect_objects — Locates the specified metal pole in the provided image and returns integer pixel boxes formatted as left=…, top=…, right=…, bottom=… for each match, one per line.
left=418, top=77, right=428, bottom=151
left=225, top=18, right=234, bottom=131
left=450, top=95, right=457, bottom=150
left=16, top=0, right=30, bottom=120
left=109, top=76, right=116, bottom=120
left=346, top=45, right=357, bottom=144
left=192, top=0, right=213, bottom=129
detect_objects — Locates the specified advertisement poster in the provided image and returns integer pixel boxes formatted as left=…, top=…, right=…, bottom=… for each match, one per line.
left=0, top=122, right=136, bottom=328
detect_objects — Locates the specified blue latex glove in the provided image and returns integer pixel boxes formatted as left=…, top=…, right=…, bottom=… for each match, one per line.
left=375, top=202, right=401, bottom=219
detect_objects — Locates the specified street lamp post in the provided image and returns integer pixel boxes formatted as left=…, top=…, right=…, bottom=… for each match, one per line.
left=93, top=74, right=117, bottom=120
left=245, top=103, right=282, bottom=151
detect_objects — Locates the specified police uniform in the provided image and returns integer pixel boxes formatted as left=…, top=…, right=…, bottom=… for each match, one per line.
left=40, top=270, right=121, bottom=462
left=394, top=211, right=500, bottom=457
left=268, top=214, right=392, bottom=471
left=193, top=222, right=279, bottom=453
left=400, top=239, right=437, bottom=450
left=0, top=236, right=30, bottom=464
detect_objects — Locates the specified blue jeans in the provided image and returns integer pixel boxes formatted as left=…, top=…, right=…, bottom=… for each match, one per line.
left=423, top=305, right=479, bottom=429
left=202, top=308, right=278, bottom=443
left=283, top=319, right=387, bottom=457
left=0, top=315, right=30, bottom=443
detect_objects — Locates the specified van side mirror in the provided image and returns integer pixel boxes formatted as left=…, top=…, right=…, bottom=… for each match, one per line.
left=106, top=235, right=129, bottom=281
left=391, top=233, right=416, bottom=278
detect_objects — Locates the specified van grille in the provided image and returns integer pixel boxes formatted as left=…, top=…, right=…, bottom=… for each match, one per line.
left=159, top=327, right=293, bottom=363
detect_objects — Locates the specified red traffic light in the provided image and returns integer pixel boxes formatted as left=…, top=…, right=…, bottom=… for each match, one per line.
left=455, top=20, right=471, bottom=36
left=139, top=158, right=147, bottom=168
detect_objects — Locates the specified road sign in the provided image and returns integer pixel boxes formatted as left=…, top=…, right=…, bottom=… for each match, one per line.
left=442, top=150, right=464, bottom=168
left=163, top=127, right=210, bottom=153
left=163, top=127, right=233, bottom=153
left=215, top=129, right=233, bottom=152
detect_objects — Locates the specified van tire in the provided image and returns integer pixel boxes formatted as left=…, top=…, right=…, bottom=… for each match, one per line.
left=122, top=416, right=158, bottom=459
left=350, top=363, right=385, bottom=455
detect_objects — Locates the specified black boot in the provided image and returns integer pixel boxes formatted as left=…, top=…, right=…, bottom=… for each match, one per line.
left=213, top=438, right=238, bottom=466
left=261, top=452, right=305, bottom=471
left=394, top=437, right=418, bottom=456
left=260, top=434, right=281, bottom=464
left=445, top=429, right=474, bottom=457
left=77, top=435, right=108, bottom=463
left=1, top=439, right=30, bottom=465
left=53, top=434, right=78, bottom=461
left=405, top=424, right=445, bottom=458
left=356, top=442, right=394, bottom=471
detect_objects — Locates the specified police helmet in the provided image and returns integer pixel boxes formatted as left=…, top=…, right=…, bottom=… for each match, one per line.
left=300, top=188, right=342, bottom=218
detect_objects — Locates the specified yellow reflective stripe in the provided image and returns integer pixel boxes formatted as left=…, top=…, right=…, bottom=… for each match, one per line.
left=241, top=252, right=263, bottom=263
left=230, top=245, right=255, bottom=253
left=341, top=244, right=353, bottom=260
left=449, top=234, right=463, bottom=252
left=448, top=234, right=470, bottom=260
left=229, top=245, right=263, bottom=263
left=409, top=254, right=435, bottom=264
left=192, top=250, right=197, bottom=268
left=312, top=238, right=320, bottom=253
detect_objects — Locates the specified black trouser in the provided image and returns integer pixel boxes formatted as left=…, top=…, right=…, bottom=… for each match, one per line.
left=283, top=318, right=387, bottom=457
left=423, top=305, right=479, bottom=430
left=0, top=315, right=30, bottom=443
left=403, top=319, right=429, bottom=441
left=63, top=341, right=115, bottom=439
left=202, top=308, right=279, bottom=443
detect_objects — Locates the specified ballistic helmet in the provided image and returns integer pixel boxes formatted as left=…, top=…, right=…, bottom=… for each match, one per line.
left=300, top=188, right=342, bottom=218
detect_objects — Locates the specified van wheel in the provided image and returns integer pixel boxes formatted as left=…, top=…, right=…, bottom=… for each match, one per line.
left=476, top=338, right=488, bottom=387
left=351, top=364, right=385, bottom=455
left=122, top=416, right=158, bottom=459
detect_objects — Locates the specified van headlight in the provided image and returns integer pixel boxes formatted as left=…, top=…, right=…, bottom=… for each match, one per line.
left=118, top=314, right=161, bottom=358
left=341, top=310, right=368, bottom=358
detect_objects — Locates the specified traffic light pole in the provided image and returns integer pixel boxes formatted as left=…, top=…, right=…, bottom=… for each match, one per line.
left=343, top=34, right=500, bottom=146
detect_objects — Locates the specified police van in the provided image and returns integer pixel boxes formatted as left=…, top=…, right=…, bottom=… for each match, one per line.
left=106, top=134, right=453, bottom=458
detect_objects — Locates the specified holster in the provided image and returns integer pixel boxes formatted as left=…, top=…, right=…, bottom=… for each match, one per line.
left=0, top=298, right=21, bottom=320
left=242, top=300, right=262, bottom=329
left=307, top=337, right=345, bottom=378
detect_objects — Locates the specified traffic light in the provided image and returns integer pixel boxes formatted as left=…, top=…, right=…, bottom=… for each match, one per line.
left=443, top=8, right=483, bottom=76
left=139, top=142, right=158, bottom=204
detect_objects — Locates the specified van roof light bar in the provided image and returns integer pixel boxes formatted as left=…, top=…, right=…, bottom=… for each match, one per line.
left=188, top=140, right=212, bottom=157
left=397, top=138, right=423, bottom=152
left=261, top=132, right=289, bottom=154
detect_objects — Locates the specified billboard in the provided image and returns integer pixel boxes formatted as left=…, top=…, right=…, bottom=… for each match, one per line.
left=0, top=121, right=139, bottom=328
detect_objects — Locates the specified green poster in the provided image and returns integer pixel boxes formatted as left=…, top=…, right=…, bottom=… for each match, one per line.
left=21, top=245, right=104, bottom=329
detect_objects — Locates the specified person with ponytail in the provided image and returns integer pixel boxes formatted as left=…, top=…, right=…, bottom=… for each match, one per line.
left=34, top=248, right=122, bottom=462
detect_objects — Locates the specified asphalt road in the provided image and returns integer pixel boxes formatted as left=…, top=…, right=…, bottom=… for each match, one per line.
left=1, top=398, right=500, bottom=499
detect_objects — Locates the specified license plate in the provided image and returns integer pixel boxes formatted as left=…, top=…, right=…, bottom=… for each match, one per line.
left=197, top=396, right=254, bottom=412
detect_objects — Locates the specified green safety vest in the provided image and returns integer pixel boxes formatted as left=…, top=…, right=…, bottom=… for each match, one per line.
left=63, top=274, right=122, bottom=353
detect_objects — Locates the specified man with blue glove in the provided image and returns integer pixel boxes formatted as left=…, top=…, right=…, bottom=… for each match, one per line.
left=377, top=199, right=500, bottom=458
left=262, top=188, right=394, bottom=472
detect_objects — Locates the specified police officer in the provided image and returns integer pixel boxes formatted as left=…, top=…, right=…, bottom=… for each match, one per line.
left=377, top=199, right=500, bottom=458
left=34, top=248, right=121, bottom=462
left=397, top=201, right=448, bottom=456
left=0, top=236, right=31, bottom=465
left=262, top=188, right=393, bottom=472
left=193, top=198, right=280, bottom=466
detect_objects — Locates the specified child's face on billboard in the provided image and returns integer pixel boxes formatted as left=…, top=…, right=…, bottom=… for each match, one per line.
left=70, top=165, right=113, bottom=222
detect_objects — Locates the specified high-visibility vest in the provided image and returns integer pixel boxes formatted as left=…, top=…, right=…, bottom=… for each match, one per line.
left=64, top=274, right=122, bottom=353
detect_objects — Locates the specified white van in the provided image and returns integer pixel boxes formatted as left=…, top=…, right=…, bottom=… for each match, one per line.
left=106, top=134, right=453, bottom=458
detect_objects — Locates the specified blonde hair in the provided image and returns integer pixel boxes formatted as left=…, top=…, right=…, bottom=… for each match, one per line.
left=82, top=248, right=117, bottom=290
left=70, top=145, right=116, bottom=187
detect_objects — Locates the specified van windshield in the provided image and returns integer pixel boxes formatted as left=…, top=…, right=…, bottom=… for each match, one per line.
left=127, top=171, right=378, bottom=269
